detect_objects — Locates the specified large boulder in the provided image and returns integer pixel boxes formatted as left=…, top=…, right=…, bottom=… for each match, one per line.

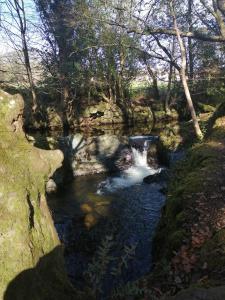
left=0, top=90, right=78, bottom=299
left=62, top=133, right=128, bottom=176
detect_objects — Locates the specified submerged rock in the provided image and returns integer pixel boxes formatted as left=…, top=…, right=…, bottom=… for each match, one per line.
left=0, top=90, right=79, bottom=299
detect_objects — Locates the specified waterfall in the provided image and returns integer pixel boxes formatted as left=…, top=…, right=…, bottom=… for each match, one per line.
left=131, top=146, right=148, bottom=168
left=97, top=137, right=160, bottom=194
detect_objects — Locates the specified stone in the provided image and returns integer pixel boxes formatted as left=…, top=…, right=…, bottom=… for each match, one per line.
left=46, top=179, right=57, bottom=194
left=143, top=169, right=170, bottom=184
left=64, top=134, right=128, bottom=176
left=0, top=90, right=79, bottom=299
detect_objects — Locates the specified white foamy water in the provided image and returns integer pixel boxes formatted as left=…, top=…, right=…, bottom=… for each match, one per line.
left=97, top=146, right=160, bottom=194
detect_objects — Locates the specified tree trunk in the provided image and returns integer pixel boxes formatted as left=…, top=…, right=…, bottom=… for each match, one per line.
left=59, top=74, right=70, bottom=132
left=165, top=37, right=175, bottom=113
left=145, top=62, right=160, bottom=100
left=118, top=45, right=126, bottom=102
left=165, top=63, right=173, bottom=114
left=170, top=0, right=203, bottom=139
left=22, top=38, right=37, bottom=111
left=188, top=0, right=194, bottom=79
left=13, top=0, right=37, bottom=111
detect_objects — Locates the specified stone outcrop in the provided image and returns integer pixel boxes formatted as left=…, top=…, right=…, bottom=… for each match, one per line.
left=24, top=103, right=63, bottom=131
left=24, top=99, right=153, bottom=130
left=61, top=133, right=128, bottom=176
left=77, top=101, right=153, bottom=127
left=0, top=90, right=78, bottom=299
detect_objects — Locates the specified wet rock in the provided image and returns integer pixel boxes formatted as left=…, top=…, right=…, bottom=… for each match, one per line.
left=143, top=169, right=170, bottom=184
left=62, top=134, right=128, bottom=176
left=46, top=178, right=57, bottom=194
left=114, top=147, right=133, bottom=171
left=147, top=142, right=159, bottom=169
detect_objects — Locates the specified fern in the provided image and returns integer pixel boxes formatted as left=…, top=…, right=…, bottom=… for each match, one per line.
left=84, top=234, right=138, bottom=299
left=111, top=282, right=145, bottom=299
left=84, top=235, right=115, bottom=295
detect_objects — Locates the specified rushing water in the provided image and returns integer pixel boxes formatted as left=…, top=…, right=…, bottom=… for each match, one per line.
left=46, top=130, right=167, bottom=298
left=97, top=143, right=161, bottom=194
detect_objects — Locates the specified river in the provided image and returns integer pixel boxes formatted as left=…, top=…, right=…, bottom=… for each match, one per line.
left=32, top=124, right=168, bottom=298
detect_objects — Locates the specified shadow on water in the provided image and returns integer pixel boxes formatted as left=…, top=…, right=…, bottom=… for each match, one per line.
left=3, top=246, right=78, bottom=300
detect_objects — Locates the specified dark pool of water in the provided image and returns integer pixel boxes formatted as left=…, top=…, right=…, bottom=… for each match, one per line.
left=48, top=172, right=165, bottom=297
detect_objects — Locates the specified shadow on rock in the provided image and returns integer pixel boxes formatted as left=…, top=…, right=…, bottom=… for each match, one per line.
left=3, top=246, right=85, bottom=300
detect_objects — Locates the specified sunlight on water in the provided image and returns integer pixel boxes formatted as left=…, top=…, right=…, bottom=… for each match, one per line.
left=97, top=145, right=160, bottom=194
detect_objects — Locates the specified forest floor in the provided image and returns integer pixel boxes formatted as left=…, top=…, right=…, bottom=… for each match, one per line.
left=141, top=114, right=225, bottom=299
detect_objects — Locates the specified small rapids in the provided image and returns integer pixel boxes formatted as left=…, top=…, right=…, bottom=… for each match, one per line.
left=97, top=145, right=161, bottom=194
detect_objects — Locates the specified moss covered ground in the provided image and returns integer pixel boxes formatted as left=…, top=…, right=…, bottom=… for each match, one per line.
left=140, top=110, right=225, bottom=299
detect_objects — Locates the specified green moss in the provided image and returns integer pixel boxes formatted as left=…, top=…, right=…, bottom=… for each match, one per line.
left=154, top=109, right=179, bottom=121
left=175, top=211, right=186, bottom=226
left=197, top=102, right=216, bottom=113
left=200, top=229, right=225, bottom=271
left=153, top=136, right=223, bottom=263
left=168, top=230, right=187, bottom=252
left=0, top=90, right=81, bottom=299
left=142, top=104, right=225, bottom=296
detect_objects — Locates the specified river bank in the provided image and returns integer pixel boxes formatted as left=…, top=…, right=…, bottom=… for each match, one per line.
left=142, top=109, right=225, bottom=299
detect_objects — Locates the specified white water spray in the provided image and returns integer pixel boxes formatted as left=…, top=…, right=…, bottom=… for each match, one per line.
left=97, top=140, right=160, bottom=194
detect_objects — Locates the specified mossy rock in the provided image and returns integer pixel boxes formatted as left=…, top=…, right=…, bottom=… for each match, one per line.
left=0, top=90, right=83, bottom=299
left=197, top=102, right=216, bottom=113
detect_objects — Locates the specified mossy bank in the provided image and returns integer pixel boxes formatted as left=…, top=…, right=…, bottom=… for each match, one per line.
left=0, top=90, right=83, bottom=300
left=147, top=110, right=225, bottom=298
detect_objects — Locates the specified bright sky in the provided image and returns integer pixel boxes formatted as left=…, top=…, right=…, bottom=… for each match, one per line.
left=0, top=0, right=41, bottom=55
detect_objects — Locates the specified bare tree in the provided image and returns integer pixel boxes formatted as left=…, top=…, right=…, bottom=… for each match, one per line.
left=5, top=0, right=37, bottom=111
left=188, top=0, right=194, bottom=80
left=170, top=0, right=203, bottom=139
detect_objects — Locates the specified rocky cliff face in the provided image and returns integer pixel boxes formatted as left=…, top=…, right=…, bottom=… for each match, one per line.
left=0, top=90, right=78, bottom=300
